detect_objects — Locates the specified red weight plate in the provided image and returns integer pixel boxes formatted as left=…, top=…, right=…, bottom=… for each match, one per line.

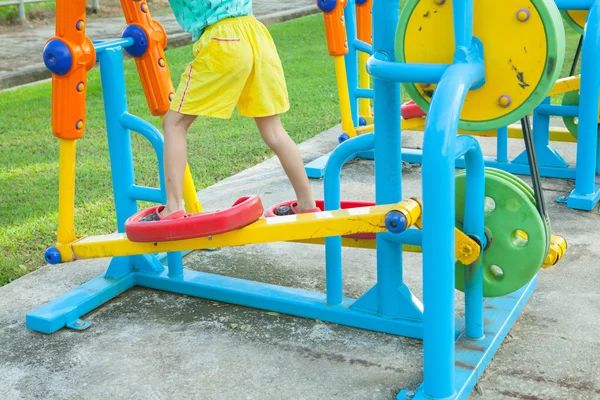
left=401, top=100, right=426, bottom=120
left=125, top=195, right=264, bottom=242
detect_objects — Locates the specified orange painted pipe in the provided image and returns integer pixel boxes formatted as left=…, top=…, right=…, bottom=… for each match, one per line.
left=121, top=0, right=174, bottom=116
left=45, top=0, right=95, bottom=140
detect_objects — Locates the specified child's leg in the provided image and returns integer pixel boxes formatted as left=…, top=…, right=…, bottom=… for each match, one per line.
left=255, top=115, right=316, bottom=212
left=162, top=110, right=197, bottom=217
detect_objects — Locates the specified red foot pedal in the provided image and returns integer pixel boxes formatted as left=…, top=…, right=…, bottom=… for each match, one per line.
left=265, top=199, right=376, bottom=240
left=125, top=195, right=264, bottom=242
left=401, top=100, right=426, bottom=120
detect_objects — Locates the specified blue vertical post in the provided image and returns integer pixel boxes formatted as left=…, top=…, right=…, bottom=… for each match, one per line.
left=420, top=0, right=479, bottom=396
left=422, top=62, right=483, bottom=399
left=457, top=136, right=486, bottom=340
left=99, top=47, right=139, bottom=230
left=324, top=134, right=375, bottom=306
left=496, top=126, right=508, bottom=163
left=344, top=0, right=359, bottom=126
left=99, top=45, right=182, bottom=276
left=372, top=0, right=404, bottom=317
left=574, top=0, right=600, bottom=195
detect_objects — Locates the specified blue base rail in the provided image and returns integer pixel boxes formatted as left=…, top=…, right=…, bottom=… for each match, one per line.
left=397, top=277, right=537, bottom=400
left=26, top=265, right=425, bottom=338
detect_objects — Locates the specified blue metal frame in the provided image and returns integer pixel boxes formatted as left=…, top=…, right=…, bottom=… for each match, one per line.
left=308, top=0, right=600, bottom=212
left=28, top=3, right=550, bottom=397
left=26, top=40, right=426, bottom=340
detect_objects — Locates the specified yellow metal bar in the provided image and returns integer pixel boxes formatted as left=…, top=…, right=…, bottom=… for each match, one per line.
left=358, top=52, right=371, bottom=118
left=294, top=229, right=478, bottom=264
left=182, top=163, right=203, bottom=213
left=293, top=237, right=422, bottom=253
left=401, top=118, right=426, bottom=131
left=401, top=117, right=577, bottom=144
left=57, top=139, right=77, bottom=262
left=356, top=124, right=374, bottom=135
left=548, top=75, right=580, bottom=97
left=71, top=200, right=420, bottom=260
left=334, top=55, right=357, bottom=138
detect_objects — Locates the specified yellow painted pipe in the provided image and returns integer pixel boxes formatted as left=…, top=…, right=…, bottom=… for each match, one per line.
left=182, top=163, right=203, bottom=213
left=334, top=56, right=357, bottom=138
left=548, top=75, right=580, bottom=97
left=358, top=52, right=371, bottom=118
left=56, top=139, right=77, bottom=262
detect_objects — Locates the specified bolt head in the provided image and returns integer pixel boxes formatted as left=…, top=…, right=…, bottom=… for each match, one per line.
left=498, top=95, right=512, bottom=108
left=517, top=8, right=530, bottom=22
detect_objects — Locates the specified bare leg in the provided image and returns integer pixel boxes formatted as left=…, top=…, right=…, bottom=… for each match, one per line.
left=161, top=110, right=197, bottom=217
left=255, top=115, right=316, bottom=212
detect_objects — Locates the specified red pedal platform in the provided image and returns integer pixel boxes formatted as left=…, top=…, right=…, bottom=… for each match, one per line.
left=264, top=199, right=376, bottom=240
left=125, top=195, right=264, bottom=242
left=401, top=100, right=426, bottom=120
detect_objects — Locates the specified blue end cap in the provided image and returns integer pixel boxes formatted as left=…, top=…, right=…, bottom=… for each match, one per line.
left=385, top=211, right=408, bottom=234
left=359, top=117, right=367, bottom=126
left=317, top=0, right=337, bottom=13
left=122, top=25, right=149, bottom=58
left=43, top=39, right=73, bottom=76
left=355, top=0, right=368, bottom=4
left=44, top=247, right=62, bottom=265
left=338, top=133, right=350, bottom=143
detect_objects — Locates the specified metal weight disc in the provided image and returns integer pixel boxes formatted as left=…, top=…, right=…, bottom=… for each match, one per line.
left=455, top=172, right=547, bottom=297
left=561, top=10, right=588, bottom=34
left=396, top=0, right=565, bottom=132
left=562, top=90, right=580, bottom=139
left=457, top=168, right=549, bottom=251
left=482, top=168, right=551, bottom=252
left=484, top=168, right=535, bottom=204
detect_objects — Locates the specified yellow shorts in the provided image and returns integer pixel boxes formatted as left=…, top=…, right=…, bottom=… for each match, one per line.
left=171, top=16, right=290, bottom=119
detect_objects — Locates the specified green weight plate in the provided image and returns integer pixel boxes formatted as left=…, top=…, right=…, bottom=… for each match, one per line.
left=485, top=168, right=535, bottom=205
left=483, top=168, right=551, bottom=253
left=456, top=168, right=551, bottom=260
left=562, top=90, right=580, bottom=139
left=455, top=168, right=535, bottom=206
left=455, top=172, right=546, bottom=297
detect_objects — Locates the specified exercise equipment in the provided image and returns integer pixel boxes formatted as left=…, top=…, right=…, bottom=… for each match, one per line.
left=28, top=1, right=569, bottom=400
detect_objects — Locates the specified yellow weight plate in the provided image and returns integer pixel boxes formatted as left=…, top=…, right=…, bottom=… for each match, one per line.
left=561, top=10, right=588, bottom=34
left=397, top=0, right=565, bottom=132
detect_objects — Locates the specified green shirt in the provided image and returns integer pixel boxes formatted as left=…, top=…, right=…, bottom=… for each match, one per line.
left=169, top=0, right=253, bottom=41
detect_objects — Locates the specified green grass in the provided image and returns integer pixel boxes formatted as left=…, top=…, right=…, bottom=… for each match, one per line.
left=0, top=14, right=339, bottom=285
left=0, top=1, right=55, bottom=24
left=0, top=14, right=585, bottom=286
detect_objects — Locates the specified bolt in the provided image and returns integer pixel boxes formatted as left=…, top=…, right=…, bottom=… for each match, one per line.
left=516, top=8, right=530, bottom=22
left=404, top=391, right=416, bottom=399
left=76, top=20, right=85, bottom=31
left=74, top=320, right=85, bottom=327
left=76, top=82, right=85, bottom=92
left=498, top=95, right=512, bottom=108
left=433, top=0, right=445, bottom=5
